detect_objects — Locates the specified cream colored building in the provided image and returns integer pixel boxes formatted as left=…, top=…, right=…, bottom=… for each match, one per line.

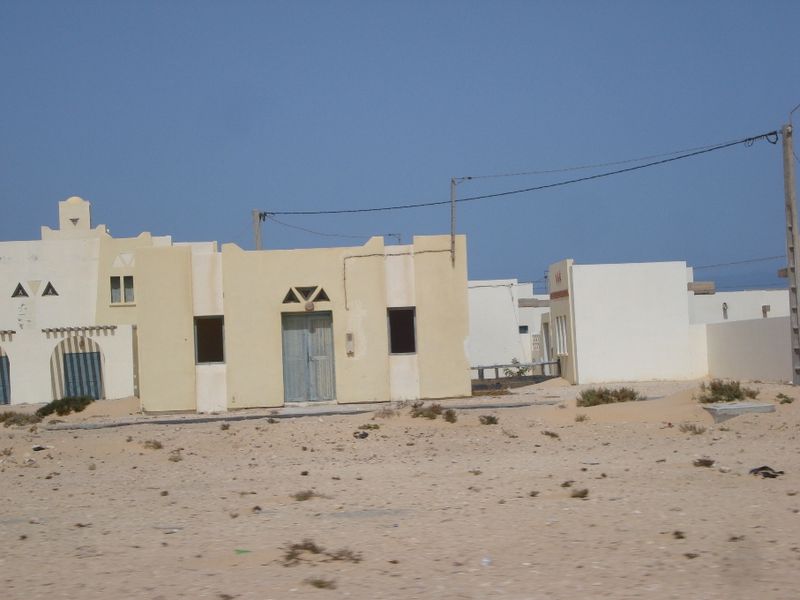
left=135, top=235, right=472, bottom=412
left=0, top=197, right=172, bottom=405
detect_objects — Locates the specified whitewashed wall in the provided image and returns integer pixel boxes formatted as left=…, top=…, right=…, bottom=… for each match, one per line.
left=467, top=280, right=528, bottom=373
left=570, top=262, right=695, bottom=383
left=690, top=290, right=789, bottom=324
left=706, top=316, right=791, bottom=382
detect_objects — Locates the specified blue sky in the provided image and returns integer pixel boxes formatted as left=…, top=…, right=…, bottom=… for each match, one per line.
left=1, top=1, right=798, bottom=291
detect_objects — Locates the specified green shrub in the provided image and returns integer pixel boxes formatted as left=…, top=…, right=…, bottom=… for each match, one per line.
left=776, top=393, right=794, bottom=404
left=36, top=396, right=94, bottom=418
left=696, top=380, right=758, bottom=404
left=478, top=415, right=498, bottom=425
left=0, top=411, right=42, bottom=427
left=576, top=387, right=645, bottom=407
left=410, top=402, right=443, bottom=419
left=443, top=409, right=457, bottom=423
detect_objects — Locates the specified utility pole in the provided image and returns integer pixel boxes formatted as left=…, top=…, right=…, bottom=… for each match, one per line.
left=252, top=210, right=263, bottom=250
left=781, top=124, right=800, bottom=384
left=450, top=177, right=457, bottom=266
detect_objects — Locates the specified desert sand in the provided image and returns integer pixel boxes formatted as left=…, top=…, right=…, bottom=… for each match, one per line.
left=1, top=379, right=799, bottom=599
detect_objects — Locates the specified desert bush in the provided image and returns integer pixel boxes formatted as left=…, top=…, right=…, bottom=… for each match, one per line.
left=143, top=440, right=163, bottom=450
left=305, top=578, right=336, bottom=589
left=571, top=488, right=589, bottom=498
left=292, top=490, right=321, bottom=501
left=577, top=387, right=644, bottom=407
left=678, top=423, right=706, bottom=435
left=443, top=409, right=457, bottom=423
left=0, top=411, right=41, bottom=427
left=36, top=396, right=94, bottom=418
left=574, top=414, right=589, bottom=422
left=358, top=423, right=380, bottom=430
left=478, top=415, right=499, bottom=425
left=541, top=430, right=560, bottom=439
left=696, top=379, right=758, bottom=404
left=410, top=402, right=443, bottom=420
left=776, top=393, right=794, bottom=404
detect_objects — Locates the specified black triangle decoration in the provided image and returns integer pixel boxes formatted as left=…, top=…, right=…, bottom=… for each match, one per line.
left=42, top=282, right=59, bottom=296
left=282, top=289, right=300, bottom=303
left=313, top=288, right=330, bottom=302
left=11, top=283, right=28, bottom=298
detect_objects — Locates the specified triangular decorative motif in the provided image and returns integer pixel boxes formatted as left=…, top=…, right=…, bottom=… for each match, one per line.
left=112, top=252, right=135, bottom=268
left=11, top=283, right=28, bottom=298
left=282, top=289, right=300, bottom=304
left=313, top=288, right=330, bottom=302
left=70, top=218, right=79, bottom=226
left=42, top=282, right=59, bottom=297
left=296, top=286, right=316, bottom=300
left=27, top=280, right=42, bottom=295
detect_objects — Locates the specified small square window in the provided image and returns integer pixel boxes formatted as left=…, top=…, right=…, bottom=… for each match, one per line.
left=519, top=325, right=529, bottom=334
left=388, top=307, right=416, bottom=354
left=195, top=316, right=225, bottom=363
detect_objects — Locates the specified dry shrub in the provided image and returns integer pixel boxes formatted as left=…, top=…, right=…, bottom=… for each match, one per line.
left=478, top=415, right=499, bottom=425
left=0, top=412, right=41, bottom=427
left=410, top=402, right=443, bottom=420
left=577, top=387, right=644, bottom=407
left=143, top=440, right=163, bottom=450
left=443, top=409, right=457, bottom=423
left=679, top=423, right=706, bottom=435
left=696, top=379, right=758, bottom=403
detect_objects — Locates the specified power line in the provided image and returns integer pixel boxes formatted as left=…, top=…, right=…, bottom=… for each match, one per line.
left=692, top=254, right=784, bottom=270
left=266, top=214, right=402, bottom=243
left=262, top=130, right=779, bottom=216
left=461, top=136, right=764, bottom=180
left=716, top=282, right=787, bottom=291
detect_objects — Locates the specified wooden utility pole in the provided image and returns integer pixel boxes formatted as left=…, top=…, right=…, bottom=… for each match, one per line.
left=781, top=124, right=800, bottom=384
left=252, top=210, right=263, bottom=250
left=450, top=177, right=456, bottom=266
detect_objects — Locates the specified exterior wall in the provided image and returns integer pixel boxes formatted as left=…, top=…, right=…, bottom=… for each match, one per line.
left=706, top=316, right=791, bottom=382
left=569, top=261, right=695, bottom=384
left=548, top=259, right=578, bottom=383
left=386, top=249, right=420, bottom=401
left=467, top=279, right=527, bottom=371
left=136, top=246, right=197, bottom=411
left=690, top=290, right=789, bottom=324
left=413, top=235, right=471, bottom=399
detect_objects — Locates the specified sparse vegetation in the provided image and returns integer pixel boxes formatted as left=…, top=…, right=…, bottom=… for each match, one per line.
left=443, top=409, right=457, bottom=423
left=220, top=422, right=230, bottom=430
left=673, top=530, right=685, bottom=539
left=305, top=578, right=336, bottom=589
left=35, top=395, right=94, bottom=418
left=373, top=406, right=399, bottom=419
left=503, top=358, right=530, bottom=378
left=777, top=393, right=794, bottom=404
left=143, top=440, right=163, bottom=450
left=410, top=402, right=443, bottom=420
left=478, top=415, right=499, bottom=425
left=693, top=458, right=715, bottom=468
left=695, top=379, right=758, bottom=404
left=282, top=539, right=361, bottom=567
left=541, top=430, right=560, bottom=440
left=292, top=490, right=321, bottom=501
left=0, top=411, right=41, bottom=427
left=358, top=423, right=380, bottom=430
left=570, top=488, right=589, bottom=499
left=168, top=449, right=183, bottom=462
left=679, top=423, right=706, bottom=435
left=574, top=414, right=589, bottom=422
left=577, top=387, right=644, bottom=407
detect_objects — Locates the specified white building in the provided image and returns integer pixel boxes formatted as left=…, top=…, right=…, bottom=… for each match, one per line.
left=545, top=258, right=791, bottom=385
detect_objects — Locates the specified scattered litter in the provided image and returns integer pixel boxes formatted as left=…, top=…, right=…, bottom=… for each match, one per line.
left=749, top=465, right=784, bottom=478
left=693, top=458, right=715, bottom=468
left=481, top=556, right=492, bottom=567
left=353, top=431, right=368, bottom=439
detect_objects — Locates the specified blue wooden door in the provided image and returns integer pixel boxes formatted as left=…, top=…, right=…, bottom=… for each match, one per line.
left=0, top=355, right=9, bottom=405
left=63, top=352, right=103, bottom=399
left=282, top=313, right=335, bottom=402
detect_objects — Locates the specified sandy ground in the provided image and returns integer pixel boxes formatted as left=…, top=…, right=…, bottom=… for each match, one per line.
left=1, top=379, right=799, bottom=600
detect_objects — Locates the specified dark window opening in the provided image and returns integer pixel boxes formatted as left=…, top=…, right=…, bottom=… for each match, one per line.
left=12, top=283, right=28, bottom=298
left=313, top=288, right=330, bottom=302
left=283, top=289, right=300, bottom=303
left=195, top=316, right=225, bottom=363
left=518, top=325, right=529, bottom=334
left=296, top=286, right=316, bottom=300
left=388, top=307, right=416, bottom=354
left=123, top=276, right=134, bottom=303
left=110, top=277, right=121, bottom=303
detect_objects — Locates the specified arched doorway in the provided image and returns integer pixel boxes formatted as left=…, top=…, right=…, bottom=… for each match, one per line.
left=49, top=336, right=105, bottom=400
left=0, top=346, right=9, bottom=405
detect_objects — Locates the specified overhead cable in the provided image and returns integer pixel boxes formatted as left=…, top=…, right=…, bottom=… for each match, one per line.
left=692, top=254, right=784, bottom=270
left=262, top=130, right=779, bottom=216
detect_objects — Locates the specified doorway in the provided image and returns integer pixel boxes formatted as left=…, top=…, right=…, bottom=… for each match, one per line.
left=281, top=312, right=336, bottom=402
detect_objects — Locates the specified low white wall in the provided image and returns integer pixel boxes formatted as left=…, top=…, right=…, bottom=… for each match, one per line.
left=690, top=290, right=789, bottom=324
left=706, top=316, right=791, bottom=382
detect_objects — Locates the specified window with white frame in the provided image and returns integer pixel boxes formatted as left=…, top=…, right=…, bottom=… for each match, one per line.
left=110, top=276, right=135, bottom=304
